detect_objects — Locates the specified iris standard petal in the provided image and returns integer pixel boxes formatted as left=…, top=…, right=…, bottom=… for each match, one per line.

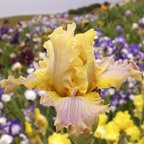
left=47, top=24, right=81, bottom=96
left=74, top=29, right=97, bottom=92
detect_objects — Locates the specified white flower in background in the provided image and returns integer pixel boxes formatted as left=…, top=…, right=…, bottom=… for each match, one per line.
left=25, top=33, right=31, bottom=39
left=27, top=68, right=34, bottom=74
left=110, top=105, right=116, bottom=112
left=1, top=94, right=12, bottom=102
left=132, top=23, right=138, bottom=29
left=19, top=42, right=26, bottom=49
left=9, top=53, right=17, bottom=59
left=139, top=17, right=144, bottom=25
left=11, top=62, right=22, bottom=71
left=119, top=99, right=126, bottom=105
left=39, top=52, right=46, bottom=59
left=11, top=123, right=22, bottom=136
left=32, top=37, right=41, bottom=43
left=107, top=47, right=113, bottom=55
left=108, top=88, right=116, bottom=95
left=34, top=45, right=39, bottom=50
left=20, top=139, right=29, bottom=144
left=129, top=94, right=135, bottom=100
left=24, top=90, right=37, bottom=101
left=0, top=117, right=7, bottom=125
left=127, top=77, right=136, bottom=83
left=125, top=10, right=132, bottom=17
left=0, top=134, right=13, bottom=144
left=127, top=53, right=134, bottom=59
left=18, top=28, right=23, bottom=33
left=121, top=48, right=128, bottom=54
left=8, top=28, right=14, bottom=33
left=128, top=82, right=135, bottom=88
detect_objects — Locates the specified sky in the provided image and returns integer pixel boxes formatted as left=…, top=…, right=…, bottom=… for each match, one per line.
left=0, top=0, right=118, bottom=18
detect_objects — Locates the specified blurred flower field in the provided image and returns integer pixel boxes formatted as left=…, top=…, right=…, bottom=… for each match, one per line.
left=0, top=0, right=144, bottom=144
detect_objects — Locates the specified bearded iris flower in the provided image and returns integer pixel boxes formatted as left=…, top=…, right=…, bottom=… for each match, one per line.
left=1, top=23, right=142, bottom=136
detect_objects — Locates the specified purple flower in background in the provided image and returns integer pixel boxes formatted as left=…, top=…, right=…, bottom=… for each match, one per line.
left=116, top=25, right=123, bottom=33
left=9, top=120, right=23, bottom=136
left=59, top=12, right=67, bottom=19
left=128, top=44, right=139, bottom=55
left=0, top=116, right=23, bottom=136
left=23, top=105, right=35, bottom=121
left=0, top=115, right=26, bottom=144
left=111, top=96, right=119, bottom=106
left=99, top=78, right=141, bottom=112
left=113, top=36, right=127, bottom=49
left=137, top=63, right=143, bottom=71
left=42, top=17, right=50, bottom=26
left=0, top=88, right=4, bottom=96
left=139, top=16, right=144, bottom=28
left=101, top=37, right=113, bottom=48
left=0, top=27, right=9, bottom=40
left=10, top=30, right=19, bottom=44
left=94, top=36, right=114, bottom=57
left=94, top=28, right=144, bottom=64
left=18, top=50, right=34, bottom=65
left=0, top=27, right=9, bottom=35
left=95, top=28, right=103, bottom=39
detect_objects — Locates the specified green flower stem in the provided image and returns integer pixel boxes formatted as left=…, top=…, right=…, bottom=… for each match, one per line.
left=42, top=133, right=48, bottom=144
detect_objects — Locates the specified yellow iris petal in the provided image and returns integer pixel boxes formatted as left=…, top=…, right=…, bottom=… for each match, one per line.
left=85, top=92, right=104, bottom=105
left=1, top=75, right=25, bottom=93
left=95, top=57, right=142, bottom=90
left=40, top=91, right=62, bottom=107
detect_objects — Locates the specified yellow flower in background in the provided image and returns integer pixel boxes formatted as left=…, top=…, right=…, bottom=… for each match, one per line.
left=125, top=125, right=140, bottom=141
left=98, top=113, right=107, bottom=125
left=1, top=23, right=142, bottom=136
left=35, top=134, right=43, bottom=144
left=134, top=109, right=142, bottom=119
left=95, top=111, right=141, bottom=143
left=113, top=111, right=140, bottom=142
left=113, top=111, right=133, bottom=130
left=138, top=137, right=144, bottom=144
left=104, top=121, right=120, bottom=142
left=100, top=4, right=109, bottom=11
left=94, top=114, right=107, bottom=138
left=95, top=116, right=120, bottom=142
left=48, top=133, right=71, bottom=144
left=141, top=124, right=144, bottom=129
left=25, top=121, right=33, bottom=137
left=133, top=95, right=143, bottom=111
left=133, top=94, right=144, bottom=119
left=34, top=108, right=48, bottom=133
